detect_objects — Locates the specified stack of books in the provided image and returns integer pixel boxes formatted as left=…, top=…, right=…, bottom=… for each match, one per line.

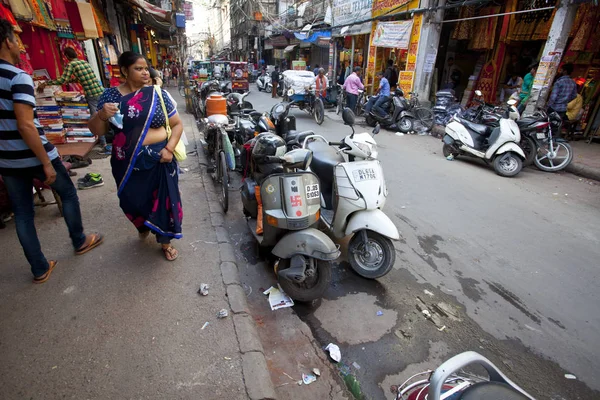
left=35, top=86, right=65, bottom=145
left=56, top=92, right=95, bottom=144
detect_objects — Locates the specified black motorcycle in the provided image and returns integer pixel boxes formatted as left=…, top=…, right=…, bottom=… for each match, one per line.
left=364, top=88, right=415, bottom=132
left=432, top=89, right=464, bottom=136
left=226, top=92, right=253, bottom=116
left=270, top=102, right=315, bottom=150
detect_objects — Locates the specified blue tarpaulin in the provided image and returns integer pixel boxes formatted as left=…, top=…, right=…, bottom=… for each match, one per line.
left=294, top=30, right=331, bottom=43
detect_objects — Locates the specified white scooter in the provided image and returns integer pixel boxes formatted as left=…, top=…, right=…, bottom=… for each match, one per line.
left=442, top=96, right=526, bottom=177
left=302, top=109, right=399, bottom=279
left=256, top=73, right=271, bottom=92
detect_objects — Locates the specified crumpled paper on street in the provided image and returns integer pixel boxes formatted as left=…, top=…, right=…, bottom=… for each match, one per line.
left=263, top=285, right=294, bottom=310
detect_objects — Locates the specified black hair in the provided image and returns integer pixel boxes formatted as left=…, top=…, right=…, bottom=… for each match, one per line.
left=529, top=63, right=539, bottom=71
left=562, top=63, right=574, bottom=75
left=118, top=51, right=145, bottom=75
left=64, top=47, right=78, bottom=60
left=315, top=64, right=319, bottom=68
left=149, top=67, right=159, bottom=79
left=387, top=59, right=393, bottom=67
left=354, top=66, right=362, bottom=73
left=275, top=66, right=279, bottom=70
left=377, top=70, right=384, bottom=76
left=0, top=19, right=15, bottom=45
left=447, top=57, right=454, bottom=61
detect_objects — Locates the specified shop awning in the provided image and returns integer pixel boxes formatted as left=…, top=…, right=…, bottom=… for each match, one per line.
left=130, top=0, right=170, bottom=20
left=284, top=45, right=297, bottom=53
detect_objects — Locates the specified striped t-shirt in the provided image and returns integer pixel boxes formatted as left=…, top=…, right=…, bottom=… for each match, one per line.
left=0, top=60, right=59, bottom=176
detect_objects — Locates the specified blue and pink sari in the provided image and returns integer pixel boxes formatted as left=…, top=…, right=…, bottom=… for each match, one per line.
left=110, top=86, right=183, bottom=241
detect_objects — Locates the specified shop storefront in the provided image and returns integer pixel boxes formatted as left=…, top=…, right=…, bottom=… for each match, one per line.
left=332, top=0, right=373, bottom=84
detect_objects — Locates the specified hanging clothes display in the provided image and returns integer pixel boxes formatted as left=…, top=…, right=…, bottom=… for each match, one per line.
left=76, top=1, right=99, bottom=39
left=570, top=4, right=600, bottom=51
left=27, top=0, right=57, bottom=30
left=91, top=6, right=104, bottom=38
left=19, top=23, right=62, bottom=79
left=65, top=1, right=85, bottom=39
left=469, top=7, right=500, bottom=51
left=49, top=0, right=75, bottom=38
left=58, top=38, right=85, bottom=64
left=451, top=6, right=475, bottom=40
left=7, top=0, right=34, bottom=21
left=91, top=0, right=110, bottom=33
left=0, top=3, right=23, bottom=32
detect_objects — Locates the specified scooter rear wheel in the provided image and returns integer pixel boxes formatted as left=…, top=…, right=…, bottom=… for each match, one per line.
left=277, top=258, right=332, bottom=302
left=348, top=231, right=395, bottom=279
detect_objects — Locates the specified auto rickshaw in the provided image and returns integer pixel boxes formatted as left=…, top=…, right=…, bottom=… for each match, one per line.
left=191, top=60, right=211, bottom=82
left=211, top=61, right=230, bottom=80
left=230, top=62, right=249, bottom=93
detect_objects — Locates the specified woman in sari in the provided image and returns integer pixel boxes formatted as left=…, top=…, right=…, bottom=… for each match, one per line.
left=89, top=52, right=184, bottom=261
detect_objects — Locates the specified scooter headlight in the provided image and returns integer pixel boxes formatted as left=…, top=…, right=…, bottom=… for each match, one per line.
left=287, top=88, right=295, bottom=96
left=355, top=142, right=372, bottom=157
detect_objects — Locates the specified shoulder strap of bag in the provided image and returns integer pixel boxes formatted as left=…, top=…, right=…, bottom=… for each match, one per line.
left=154, top=85, right=171, bottom=135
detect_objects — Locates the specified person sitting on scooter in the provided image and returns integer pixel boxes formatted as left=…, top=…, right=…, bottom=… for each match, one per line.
left=373, top=71, right=391, bottom=118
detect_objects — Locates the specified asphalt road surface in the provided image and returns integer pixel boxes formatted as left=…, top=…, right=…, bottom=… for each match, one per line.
left=219, top=86, right=600, bottom=400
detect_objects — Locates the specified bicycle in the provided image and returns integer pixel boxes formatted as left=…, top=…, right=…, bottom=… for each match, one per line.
left=205, top=118, right=233, bottom=212
left=408, top=91, right=434, bottom=131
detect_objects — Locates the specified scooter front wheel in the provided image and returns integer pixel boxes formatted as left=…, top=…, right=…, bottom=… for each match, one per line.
left=493, top=151, right=522, bottom=177
left=277, top=258, right=332, bottom=302
left=348, top=231, right=395, bottom=279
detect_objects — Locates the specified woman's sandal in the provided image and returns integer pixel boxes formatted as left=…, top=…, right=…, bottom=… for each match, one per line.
left=162, top=246, right=179, bottom=261
left=75, top=233, right=104, bottom=255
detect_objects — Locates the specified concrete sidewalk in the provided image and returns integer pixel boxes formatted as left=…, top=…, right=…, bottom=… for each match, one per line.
left=0, top=90, right=274, bottom=399
left=566, top=139, right=600, bottom=181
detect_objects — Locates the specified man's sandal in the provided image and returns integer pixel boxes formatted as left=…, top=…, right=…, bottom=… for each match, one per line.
left=162, top=246, right=178, bottom=261
left=33, top=260, right=58, bottom=284
left=75, top=233, right=104, bottom=255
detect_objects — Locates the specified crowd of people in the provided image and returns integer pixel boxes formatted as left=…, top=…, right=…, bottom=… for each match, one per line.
left=0, top=19, right=185, bottom=284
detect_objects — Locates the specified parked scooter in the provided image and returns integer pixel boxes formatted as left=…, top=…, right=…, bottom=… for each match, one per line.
left=442, top=98, right=526, bottom=177
left=241, top=134, right=340, bottom=301
left=432, top=89, right=464, bottom=137
left=226, top=92, right=253, bottom=116
left=256, top=73, right=271, bottom=92
left=302, top=109, right=399, bottom=278
left=393, top=351, right=534, bottom=400
left=364, top=88, right=415, bottom=133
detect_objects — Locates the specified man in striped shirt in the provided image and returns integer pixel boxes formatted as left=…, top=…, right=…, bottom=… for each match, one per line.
left=0, top=19, right=103, bottom=284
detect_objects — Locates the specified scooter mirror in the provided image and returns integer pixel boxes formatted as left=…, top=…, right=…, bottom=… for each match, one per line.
left=373, top=124, right=381, bottom=135
left=475, top=90, right=483, bottom=96
left=342, top=108, right=356, bottom=126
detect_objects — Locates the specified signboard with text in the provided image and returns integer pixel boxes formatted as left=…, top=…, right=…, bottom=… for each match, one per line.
left=399, top=71, right=414, bottom=94
left=371, top=20, right=413, bottom=49
left=332, top=0, right=373, bottom=36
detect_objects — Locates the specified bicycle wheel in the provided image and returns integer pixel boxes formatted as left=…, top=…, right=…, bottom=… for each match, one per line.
left=179, top=84, right=186, bottom=98
left=218, top=151, right=229, bottom=213
left=415, top=107, right=434, bottom=130
left=314, top=98, right=325, bottom=125
left=336, top=93, right=343, bottom=114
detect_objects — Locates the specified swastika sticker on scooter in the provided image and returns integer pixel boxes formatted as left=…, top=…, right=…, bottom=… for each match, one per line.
left=290, top=195, right=303, bottom=207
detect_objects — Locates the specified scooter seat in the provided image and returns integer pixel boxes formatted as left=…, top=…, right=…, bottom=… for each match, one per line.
left=285, top=130, right=314, bottom=146
left=307, top=141, right=344, bottom=209
left=459, top=381, right=528, bottom=400
left=457, top=117, right=491, bottom=136
left=516, top=116, right=541, bottom=131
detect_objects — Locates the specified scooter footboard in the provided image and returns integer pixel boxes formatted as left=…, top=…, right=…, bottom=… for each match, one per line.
left=493, top=142, right=526, bottom=159
left=344, top=209, right=400, bottom=240
left=272, top=228, right=340, bottom=260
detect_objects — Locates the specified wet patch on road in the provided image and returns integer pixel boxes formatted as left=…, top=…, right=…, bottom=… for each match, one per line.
left=417, top=235, right=452, bottom=264
left=548, top=317, right=566, bottom=330
left=485, top=281, right=541, bottom=324
left=457, top=276, right=484, bottom=302
left=395, top=213, right=418, bottom=231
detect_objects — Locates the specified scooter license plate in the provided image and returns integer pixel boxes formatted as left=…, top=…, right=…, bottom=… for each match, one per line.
left=305, top=184, right=320, bottom=199
left=536, top=132, right=546, bottom=139
left=353, top=168, right=377, bottom=182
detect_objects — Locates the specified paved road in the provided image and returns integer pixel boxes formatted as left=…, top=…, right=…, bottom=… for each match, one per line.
left=222, top=87, right=600, bottom=399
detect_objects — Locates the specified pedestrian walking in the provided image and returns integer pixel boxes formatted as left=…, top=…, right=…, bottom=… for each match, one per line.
left=0, top=19, right=103, bottom=283
left=343, top=66, right=364, bottom=113
left=88, top=51, right=184, bottom=261
left=163, top=65, right=171, bottom=87
left=547, top=63, right=578, bottom=122
left=271, top=66, right=280, bottom=98
left=172, top=63, right=179, bottom=86
left=315, top=68, right=328, bottom=98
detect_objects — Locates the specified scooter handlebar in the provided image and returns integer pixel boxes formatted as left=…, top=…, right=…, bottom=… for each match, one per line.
left=329, top=142, right=343, bottom=146
left=264, top=156, right=283, bottom=163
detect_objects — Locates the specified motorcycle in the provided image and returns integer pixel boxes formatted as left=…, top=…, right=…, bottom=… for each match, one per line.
left=302, top=109, right=400, bottom=278
left=270, top=102, right=315, bottom=150
left=365, top=88, right=415, bottom=133
left=393, top=351, right=534, bottom=400
left=219, top=79, right=232, bottom=95
left=442, top=98, right=526, bottom=177
left=241, top=135, right=340, bottom=301
left=256, top=73, right=271, bottom=92
left=195, top=79, right=221, bottom=118
left=226, top=92, right=253, bottom=116
left=227, top=110, right=275, bottom=173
